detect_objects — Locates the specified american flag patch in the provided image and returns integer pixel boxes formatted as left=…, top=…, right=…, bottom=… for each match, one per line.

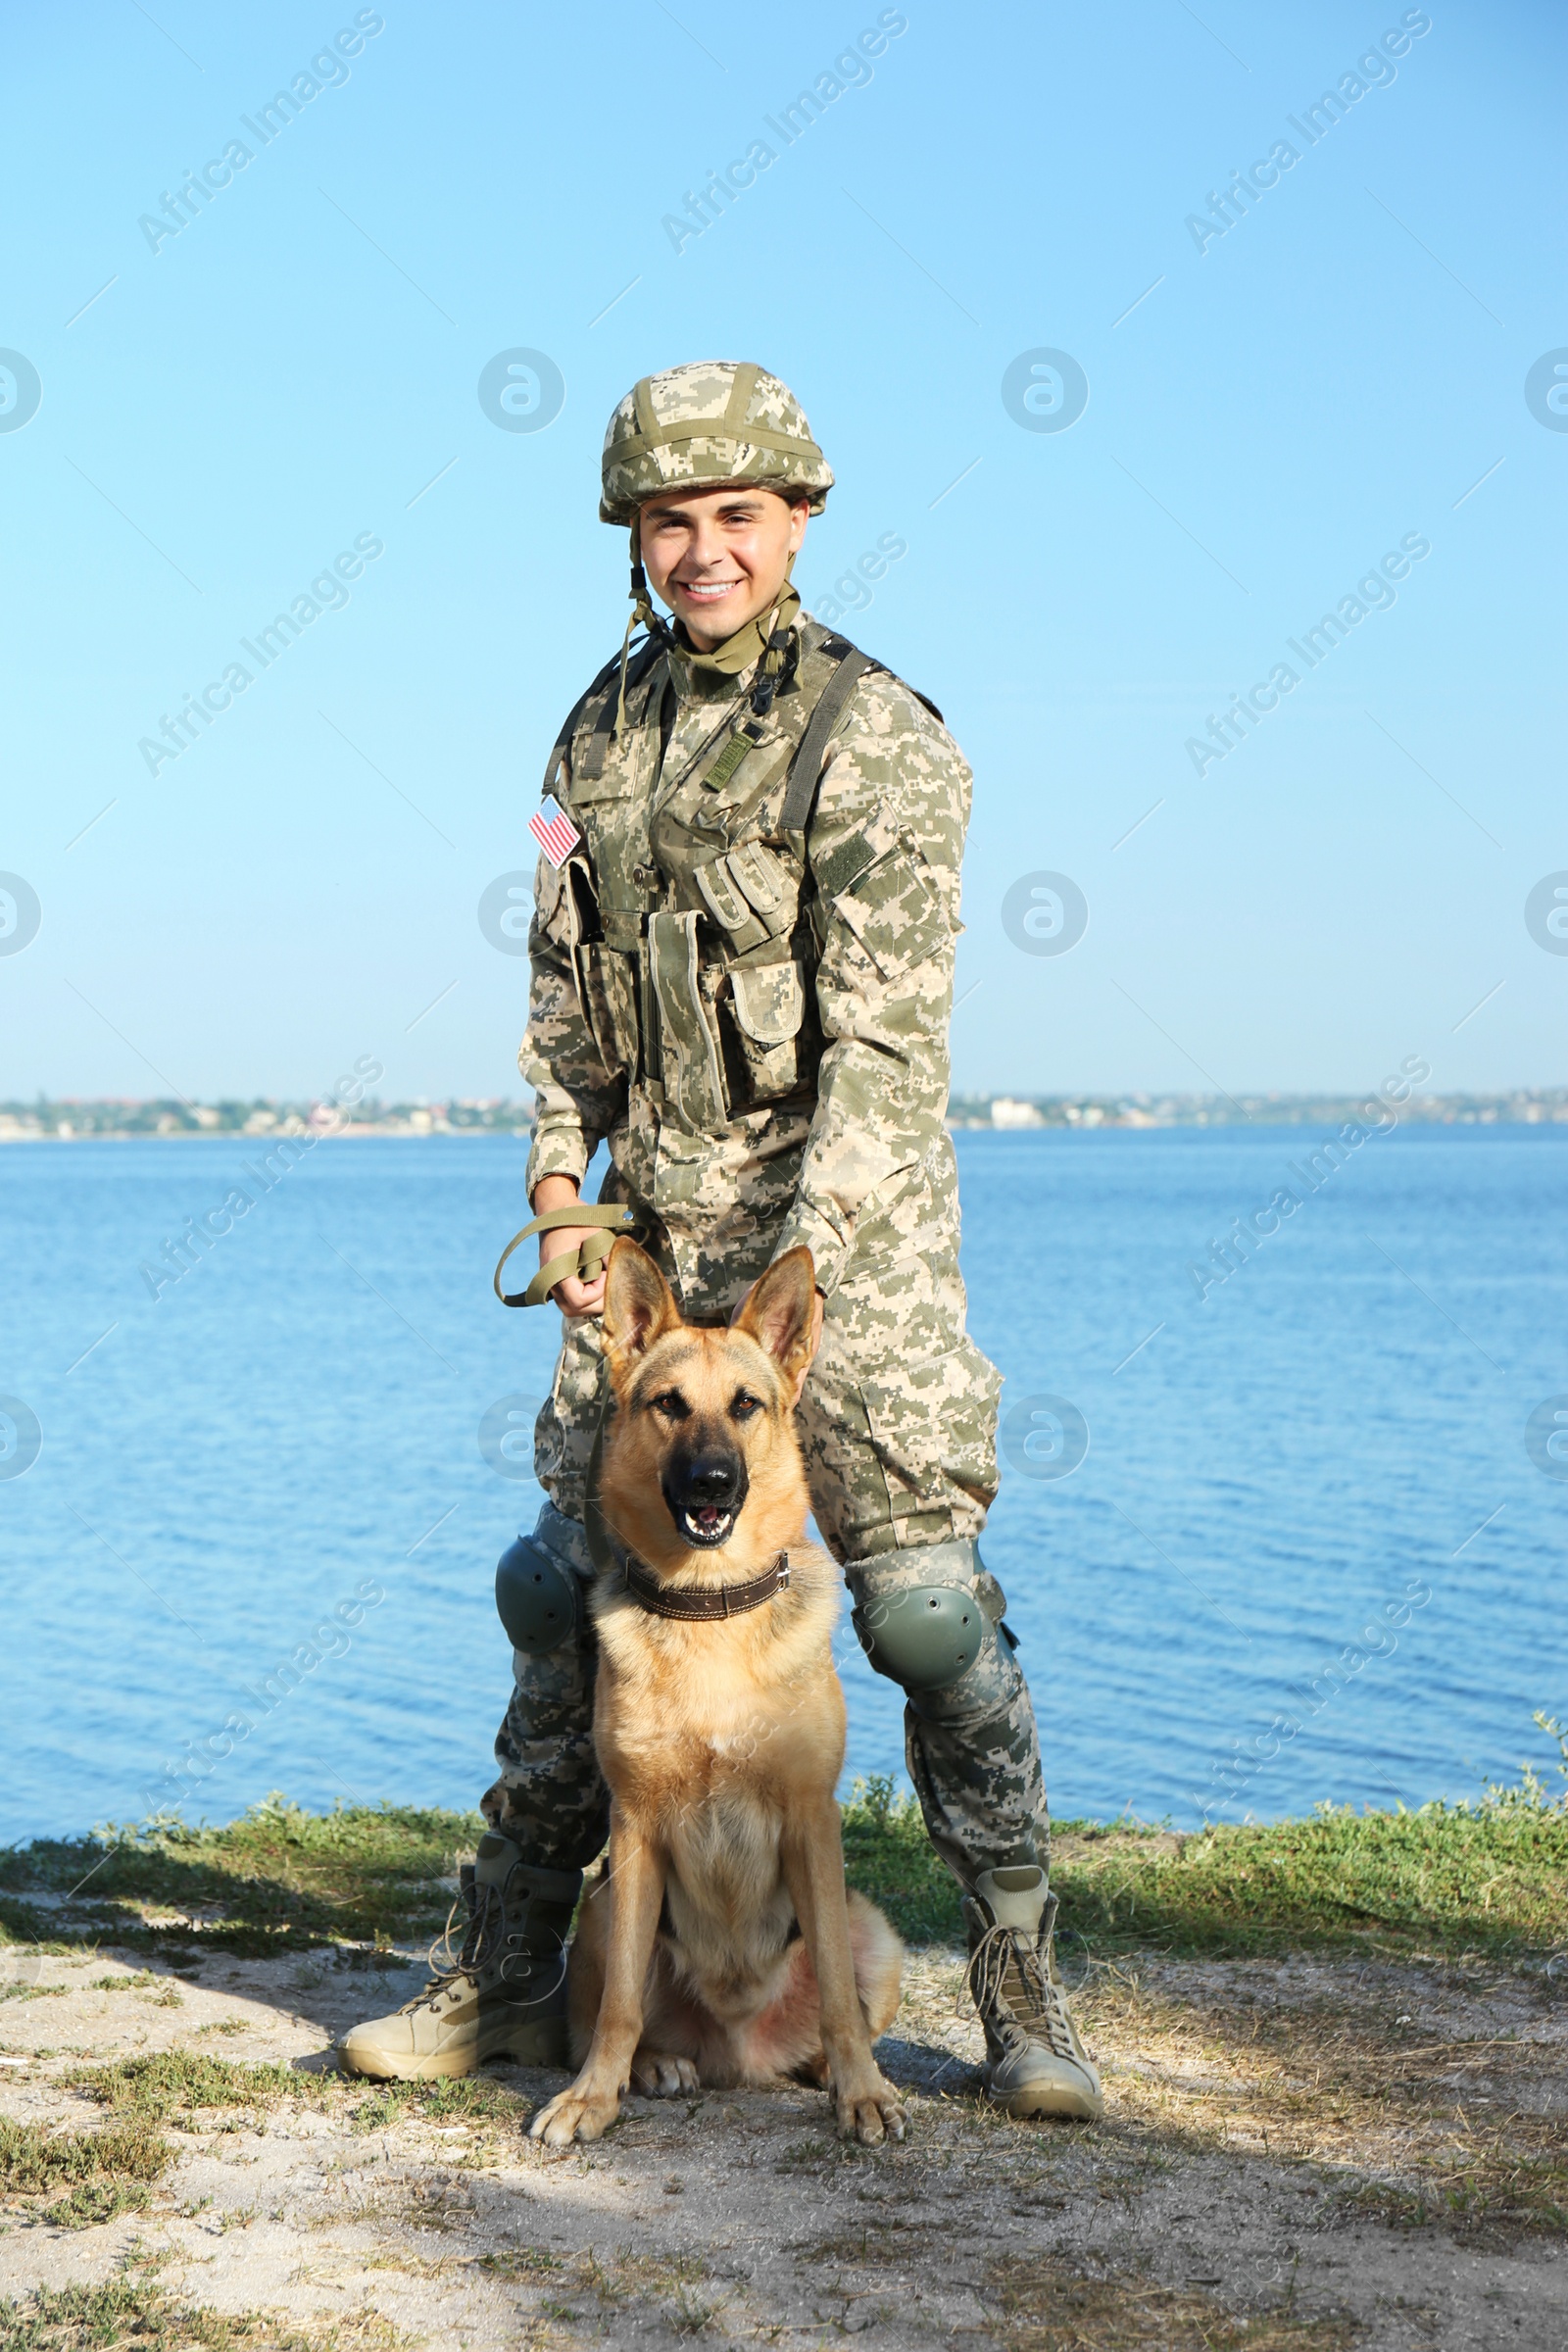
left=528, top=795, right=582, bottom=867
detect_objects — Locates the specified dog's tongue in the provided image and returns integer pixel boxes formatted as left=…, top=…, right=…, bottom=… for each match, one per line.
left=693, top=1505, right=724, bottom=1532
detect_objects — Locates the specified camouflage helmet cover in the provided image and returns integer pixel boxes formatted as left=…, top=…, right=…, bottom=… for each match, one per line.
left=600, top=359, right=833, bottom=524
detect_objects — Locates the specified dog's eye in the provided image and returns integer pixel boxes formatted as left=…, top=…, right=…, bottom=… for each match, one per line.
left=730, top=1392, right=763, bottom=1422
left=650, top=1390, right=689, bottom=1421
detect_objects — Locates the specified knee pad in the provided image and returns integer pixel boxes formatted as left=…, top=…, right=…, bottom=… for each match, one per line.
left=849, top=1538, right=1000, bottom=1694
left=495, top=1532, right=584, bottom=1654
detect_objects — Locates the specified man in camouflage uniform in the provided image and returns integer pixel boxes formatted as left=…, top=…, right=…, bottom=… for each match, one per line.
left=341, top=362, right=1101, bottom=2122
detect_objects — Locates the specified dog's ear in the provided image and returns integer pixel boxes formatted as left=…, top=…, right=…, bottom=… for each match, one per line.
left=602, top=1237, right=682, bottom=1369
left=734, top=1247, right=817, bottom=1400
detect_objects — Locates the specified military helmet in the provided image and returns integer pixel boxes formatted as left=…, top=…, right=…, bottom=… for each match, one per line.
left=600, top=360, right=833, bottom=524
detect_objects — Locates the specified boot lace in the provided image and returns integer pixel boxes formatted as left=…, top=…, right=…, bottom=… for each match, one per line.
left=427, top=1875, right=507, bottom=1985
left=396, top=1883, right=499, bottom=2013
left=967, top=1923, right=1079, bottom=2063
left=409, top=1870, right=566, bottom=2012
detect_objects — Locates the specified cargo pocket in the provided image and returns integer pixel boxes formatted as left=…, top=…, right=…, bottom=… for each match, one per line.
left=852, top=1282, right=1002, bottom=1529
left=860, top=1344, right=1002, bottom=1521
left=832, top=843, right=950, bottom=980
left=650, top=909, right=730, bottom=1135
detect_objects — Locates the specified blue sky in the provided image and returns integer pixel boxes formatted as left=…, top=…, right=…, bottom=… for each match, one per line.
left=2, top=0, right=1563, bottom=1103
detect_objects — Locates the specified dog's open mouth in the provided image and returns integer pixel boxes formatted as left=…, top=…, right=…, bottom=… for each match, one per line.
left=674, top=1502, right=734, bottom=1546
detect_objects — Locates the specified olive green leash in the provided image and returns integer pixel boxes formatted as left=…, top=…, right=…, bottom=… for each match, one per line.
left=492, top=1202, right=643, bottom=1308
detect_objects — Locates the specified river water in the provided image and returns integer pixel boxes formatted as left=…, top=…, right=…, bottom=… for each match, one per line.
left=3, top=1127, right=1562, bottom=1843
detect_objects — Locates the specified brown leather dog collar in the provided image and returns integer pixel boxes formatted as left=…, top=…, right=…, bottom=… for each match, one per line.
left=620, top=1550, right=791, bottom=1621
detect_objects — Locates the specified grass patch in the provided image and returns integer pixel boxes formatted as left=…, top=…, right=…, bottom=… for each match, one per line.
left=842, top=1779, right=964, bottom=1943
left=667, top=2284, right=728, bottom=2336
left=1340, top=2125, right=1568, bottom=2247
left=4, top=1719, right=1562, bottom=1977
left=0, top=2116, right=170, bottom=2229
left=69, top=2051, right=336, bottom=2127
left=788, top=2218, right=924, bottom=2267
left=1055, top=1802, right=1568, bottom=1961
left=0, top=1898, right=57, bottom=1947
left=347, top=2075, right=530, bottom=2134
left=66, top=2053, right=529, bottom=2177
left=986, top=2251, right=1358, bottom=2350
left=0, top=2280, right=276, bottom=2352
left=0, top=1794, right=479, bottom=1958
left=2, top=2054, right=339, bottom=2226
left=475, top=2248, right=562, bottom=2280
left=0, top=2281, right=412, bottom=2352
left=841, top=1718, right=1568, bottom=1961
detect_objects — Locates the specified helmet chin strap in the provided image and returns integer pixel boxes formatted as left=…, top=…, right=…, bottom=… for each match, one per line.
left=616, top=516, right=667, bottom=736
left=749, top=546, right=799, bottom=718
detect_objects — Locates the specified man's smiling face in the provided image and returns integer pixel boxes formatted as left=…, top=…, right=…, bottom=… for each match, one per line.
left=637, top=483, right=809, bottom=653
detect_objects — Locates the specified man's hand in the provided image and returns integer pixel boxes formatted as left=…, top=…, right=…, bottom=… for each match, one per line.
left=531, top=1174, right=607, bottom=1316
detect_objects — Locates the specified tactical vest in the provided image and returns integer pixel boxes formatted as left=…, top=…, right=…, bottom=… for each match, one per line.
left=539, top=618, right=939, bottom=1139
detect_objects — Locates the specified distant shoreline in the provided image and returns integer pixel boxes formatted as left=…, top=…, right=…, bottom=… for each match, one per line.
left=4, top=1089, right=1566, bottom=1141
left=0, top=1125, right=529, bottom=1142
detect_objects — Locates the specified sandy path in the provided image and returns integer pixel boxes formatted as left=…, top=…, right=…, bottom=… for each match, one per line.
left=3, top=1937, right=1565, bottom=2349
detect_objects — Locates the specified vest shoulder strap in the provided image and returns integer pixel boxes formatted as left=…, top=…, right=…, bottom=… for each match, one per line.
left=575, top=636, right=665, bottom=782
left=539, top=639, right=665, bottom=796
left=541, top=652, right=621, bottom=797
left=778, top=630, right=944, bottom=837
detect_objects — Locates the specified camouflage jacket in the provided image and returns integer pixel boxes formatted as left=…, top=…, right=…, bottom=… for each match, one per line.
left=520, top=615, right=971, bottom=1299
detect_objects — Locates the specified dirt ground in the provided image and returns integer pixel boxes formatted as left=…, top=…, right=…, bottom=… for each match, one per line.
left=2, top=1929, right=1566, bottom=2352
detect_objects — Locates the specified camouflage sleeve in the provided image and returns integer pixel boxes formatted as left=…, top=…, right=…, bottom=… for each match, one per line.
left=519, top=842, right=626, bottom=1200
left=769, top=677, right=970, bottom=1295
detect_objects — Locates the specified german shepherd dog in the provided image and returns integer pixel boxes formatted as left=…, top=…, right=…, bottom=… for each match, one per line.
left=529, top=1240, right=906, bottom=2148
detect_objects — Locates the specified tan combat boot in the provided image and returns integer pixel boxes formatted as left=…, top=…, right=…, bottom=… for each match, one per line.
left=964, top=1865, right=1103, bottom=2122
left=338, top=1833, right=579, bottom=2080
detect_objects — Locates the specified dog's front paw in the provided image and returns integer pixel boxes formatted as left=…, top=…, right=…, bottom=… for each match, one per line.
left=631, top=2050, right=700, bottom=2096
left=833, top=2072, right=906, bottom=2146
left=528, top=2078, right=622, bottom=2146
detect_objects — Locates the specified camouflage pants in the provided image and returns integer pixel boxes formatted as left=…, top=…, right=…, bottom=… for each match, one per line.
left=483, top=1218, right=1051, bottom=1894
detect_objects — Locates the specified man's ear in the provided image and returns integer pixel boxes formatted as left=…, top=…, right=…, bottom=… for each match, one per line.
left=601, top=1239, right=682, bottom=1379
left=734, top=1247, right=816, bottom=1399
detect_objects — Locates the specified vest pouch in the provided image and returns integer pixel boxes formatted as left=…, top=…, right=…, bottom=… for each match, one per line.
left=567, top=762, right=637, bottom=806
left=725, top=841, right=797, bottom=937
left=729, top=957, right=805, bottom=1048
left=650, top=909, right=730, bottom=1135
left=562, top=858, right=634, bottom=1083
left=579, top=944, right=640, bottom=1082
left=693, top=858, right=769, bottom=955
left=566, top=673, right=653, bottom=803
left=690, top=844, right=802, bottom=958
left=724, top=957, right=808, bottom=1104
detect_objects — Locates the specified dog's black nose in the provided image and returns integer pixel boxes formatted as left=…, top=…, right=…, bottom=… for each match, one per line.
left=681, top=1453, right=743, bottom=1505
left=663, top=1446, right=750, bottom=1544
